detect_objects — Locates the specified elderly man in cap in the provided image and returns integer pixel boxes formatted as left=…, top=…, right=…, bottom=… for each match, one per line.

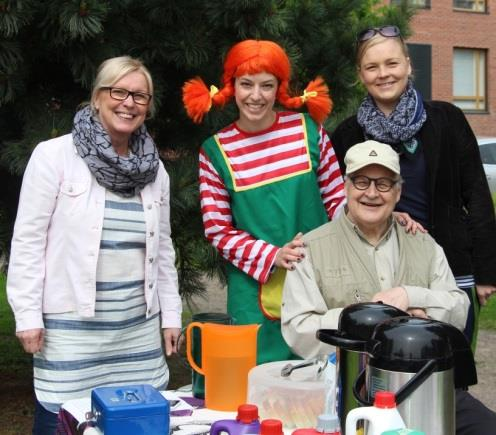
left=281, top=140, right=495, bottom=435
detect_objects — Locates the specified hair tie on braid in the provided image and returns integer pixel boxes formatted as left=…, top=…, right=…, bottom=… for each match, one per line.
left=300, top=89, right=318, bottom=103
left=302, top=76, right=333, bottom=125
left=209, top=85, right=219, bottom=98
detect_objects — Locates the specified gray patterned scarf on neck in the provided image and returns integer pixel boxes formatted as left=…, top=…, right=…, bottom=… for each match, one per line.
left=357, top=80, right=427, bottom=154
left=72, top=105, right=159, bottom=197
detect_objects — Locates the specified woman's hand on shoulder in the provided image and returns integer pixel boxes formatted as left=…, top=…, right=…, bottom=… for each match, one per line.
left=393, top=211, right=427, bottom=235
left=16, top=328, right=45, bottom=354
left=275, top=232, right=305, bottom=271
left=162, top=328, right=182, bottom=356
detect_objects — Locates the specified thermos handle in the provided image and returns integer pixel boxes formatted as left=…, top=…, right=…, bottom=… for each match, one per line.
left=395, top=359, right=437, bottom=405
left=352, top=367, right=372, bottom=406
left=352, top=359, right=438, bottom=406
left=186, top=322, right=205, bottom=375
left=316, top=329, right=368, bottom=351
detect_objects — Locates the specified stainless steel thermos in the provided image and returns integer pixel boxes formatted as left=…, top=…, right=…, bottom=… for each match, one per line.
left=318, top=306, right=478, bottom=435
left=316, top=302, right=408, bottom=430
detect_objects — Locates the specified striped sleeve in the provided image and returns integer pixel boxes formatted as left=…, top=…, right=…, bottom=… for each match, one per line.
left=199, top=149, right=279, bottom=284
left=317, top=126, right=346, bottom=219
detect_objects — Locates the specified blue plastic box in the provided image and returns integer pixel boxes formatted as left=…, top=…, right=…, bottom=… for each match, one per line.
left=91, top=384, right=169, bottom=435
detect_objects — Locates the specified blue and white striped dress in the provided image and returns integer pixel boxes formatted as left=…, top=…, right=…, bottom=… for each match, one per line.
left=34, top=191, right=168, bottom=412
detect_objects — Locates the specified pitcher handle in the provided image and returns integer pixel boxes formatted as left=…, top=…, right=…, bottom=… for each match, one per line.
left=186, top=322, right=205, bottom=375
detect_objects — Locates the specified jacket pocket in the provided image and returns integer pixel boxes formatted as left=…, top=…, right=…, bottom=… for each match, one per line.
left=57, top=180, right=89, bottom=216
left=60, top=180, right=88, bottom=196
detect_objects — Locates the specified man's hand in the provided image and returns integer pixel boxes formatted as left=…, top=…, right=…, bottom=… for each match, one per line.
left=476, top=284, right=496, bottom=306
left=16, top=328, right=45, bottom=353
left=407, top=308, right=428, bottom=318
left=163, top=328, right=182, bottom=356
left=371, top=286, right=409, bottom=311
left=275, top=232, right=305, bottom=271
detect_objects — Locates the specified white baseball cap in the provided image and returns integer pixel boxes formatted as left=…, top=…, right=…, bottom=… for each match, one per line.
left=344, top=140, right=400, bottom=175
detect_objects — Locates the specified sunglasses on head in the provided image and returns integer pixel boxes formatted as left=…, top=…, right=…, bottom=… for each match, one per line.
left=357, top=25, right=401, bottom=43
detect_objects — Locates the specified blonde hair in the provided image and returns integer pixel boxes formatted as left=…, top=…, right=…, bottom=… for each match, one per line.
left=91, top=56, right=155, bottom=117
left=182, top=39, right=332, bottom=125
left=356, top=34, right=410, bottom=68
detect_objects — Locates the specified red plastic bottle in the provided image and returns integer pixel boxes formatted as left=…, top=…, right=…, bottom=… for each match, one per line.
left=291, top=414, right=341, bottom=435
left=210, top=404, right=261, bottom=435
left=260, top=419, right=284, bottom=435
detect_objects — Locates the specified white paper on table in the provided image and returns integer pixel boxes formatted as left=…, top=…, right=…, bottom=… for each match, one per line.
left=62, top=397, right=92, bottom=423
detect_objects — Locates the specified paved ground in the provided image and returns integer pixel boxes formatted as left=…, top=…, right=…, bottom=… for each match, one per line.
left=189, top=277, right=496, bottom=411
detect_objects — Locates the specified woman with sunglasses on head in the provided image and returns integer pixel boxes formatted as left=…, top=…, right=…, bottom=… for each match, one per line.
left=7, top=56, right=182, bottom=434
left=332, top=25, right=496, bottom=345
left=182, top=39, right=347, bottom=364
left=331, top=26, right=496, bottom=435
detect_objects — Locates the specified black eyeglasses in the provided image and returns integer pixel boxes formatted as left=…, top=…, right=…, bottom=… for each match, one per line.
left=349, top=175, right=400, bottom=192
left=101, top=87, right=152, bottom=105
left=357, top=25, right=401, bottom=43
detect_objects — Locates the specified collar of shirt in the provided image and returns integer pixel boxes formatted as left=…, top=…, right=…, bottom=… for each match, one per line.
left=343, top=209, right=395, bottom=248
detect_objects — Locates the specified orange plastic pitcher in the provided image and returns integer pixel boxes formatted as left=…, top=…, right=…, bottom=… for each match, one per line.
left=186, top=322, right=259, bottom=411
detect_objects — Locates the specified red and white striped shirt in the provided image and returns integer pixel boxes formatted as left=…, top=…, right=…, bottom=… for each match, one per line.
left=199, top=112, right=345, bottom=283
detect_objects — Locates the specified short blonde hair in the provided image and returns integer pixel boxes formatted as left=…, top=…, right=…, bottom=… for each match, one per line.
left=91, top=56, right=155, bottom=117
left=356, top=34, right=410, bottom=68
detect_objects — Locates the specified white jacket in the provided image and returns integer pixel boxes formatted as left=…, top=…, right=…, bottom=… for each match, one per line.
left=7, top=134, right=182, bottom=332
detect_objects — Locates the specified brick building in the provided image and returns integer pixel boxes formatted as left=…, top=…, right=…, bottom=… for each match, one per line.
left=388, top=0, right=496, bottom=136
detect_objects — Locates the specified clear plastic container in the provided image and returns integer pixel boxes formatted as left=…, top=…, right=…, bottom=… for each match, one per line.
left=248, top=360, right=326, bottom=429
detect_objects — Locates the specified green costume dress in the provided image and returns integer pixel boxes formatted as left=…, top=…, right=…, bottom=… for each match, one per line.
left=199, top=112, right=344, bottom=363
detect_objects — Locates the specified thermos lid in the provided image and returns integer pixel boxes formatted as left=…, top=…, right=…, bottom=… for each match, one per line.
left=317, top=302, right=408, bottom=351
left=337, top=303, right=409, bottom=340
left=237, top=404, right=259, bottom=423
left=368, top=317, right=458, bottom=372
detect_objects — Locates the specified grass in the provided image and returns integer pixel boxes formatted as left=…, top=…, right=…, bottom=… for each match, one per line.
left=480, top=296, right=496, bottom=329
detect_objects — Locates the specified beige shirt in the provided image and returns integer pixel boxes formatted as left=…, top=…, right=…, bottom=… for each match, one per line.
left=281, top=213, right=469, bottom=359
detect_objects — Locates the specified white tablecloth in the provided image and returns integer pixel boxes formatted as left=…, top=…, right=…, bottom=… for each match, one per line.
left=62, top=390, right=236, bottom=435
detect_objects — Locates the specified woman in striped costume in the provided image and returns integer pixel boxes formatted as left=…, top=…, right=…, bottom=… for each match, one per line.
left=182, top=40, right=346, bottom=363
left=7, top=56, right=182, bottom=434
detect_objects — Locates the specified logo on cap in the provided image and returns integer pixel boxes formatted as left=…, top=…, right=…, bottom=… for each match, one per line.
left=369, top=150, right=378, bottom=156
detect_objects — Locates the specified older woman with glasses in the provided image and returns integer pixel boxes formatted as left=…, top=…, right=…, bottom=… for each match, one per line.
left=7, top=56, right=182, bottom=434
left=331, top=25, right=496, bottom=351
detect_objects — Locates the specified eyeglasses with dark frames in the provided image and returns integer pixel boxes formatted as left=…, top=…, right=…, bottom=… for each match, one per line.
left=101, top=87, right=152, bottom=105
left=349, top=175, right=400, bottom=192
left=357, top=25, right=401, bottom=43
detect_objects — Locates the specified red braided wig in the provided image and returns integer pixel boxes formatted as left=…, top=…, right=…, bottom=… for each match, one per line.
left=182, top=40, right=332, bottom=124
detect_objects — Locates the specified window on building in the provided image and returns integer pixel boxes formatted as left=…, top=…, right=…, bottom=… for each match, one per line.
left=453, top=0, right=486, bottom=12
left=453, top=48, right=486, bottom=111
left=408, top=43, right=432, bottom=100
left=391, top=0, right=430, bottom=7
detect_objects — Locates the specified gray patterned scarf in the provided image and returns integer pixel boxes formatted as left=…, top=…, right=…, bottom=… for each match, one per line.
left=357, top=80, right=427, bottom=154
left=72, top=105, right=159, bottom=197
